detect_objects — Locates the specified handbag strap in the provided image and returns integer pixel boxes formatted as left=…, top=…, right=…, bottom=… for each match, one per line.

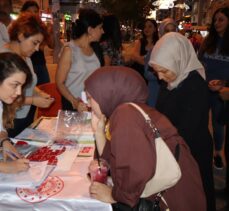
left=128, top=103, right=180, bottom=161
left=128, top=103, right=160, bottom=138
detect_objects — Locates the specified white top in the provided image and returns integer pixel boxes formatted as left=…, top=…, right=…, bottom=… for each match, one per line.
left=0, top=47, right=37, bottom=119
left=65, top=41, right=100, bottom=98
left=0, top=22, right=9, bottom=48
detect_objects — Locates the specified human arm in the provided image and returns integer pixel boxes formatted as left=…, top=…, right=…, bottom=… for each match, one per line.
left=56, top=46, right=87, bottom=112
left=0, top=159, right=30, bottom=173
left=0, top=131, right=22, bottom=161
left=91, top=112, right=107, bottom=155
left=22, top=87, right=54, bottom=108
left=100, top=41, right=112, bottom=66
left=103, top=55, right=112, bottom=66
left=208, top=79, right=226, bottom=92
left=131, top=40, right=145, bottom=65
left=89, top=182, right=116, bottom=203
left=92, top=106, right=156, bottom=206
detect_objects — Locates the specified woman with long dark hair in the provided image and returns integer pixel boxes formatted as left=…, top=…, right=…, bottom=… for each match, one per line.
left=100, top=14, right=124, bottom=66
left=131, top=19, right=159, bottom=81
left=0, top=52, right=32, bottom=173
left=199, top=7, right=229, bottom=170
left=56, top=8, right=104, bottom=112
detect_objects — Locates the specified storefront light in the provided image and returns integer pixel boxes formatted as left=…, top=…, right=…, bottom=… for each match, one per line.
left=152, top=0, right=176, bottom=9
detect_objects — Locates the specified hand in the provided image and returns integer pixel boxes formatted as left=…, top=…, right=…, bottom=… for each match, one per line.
left=71, top=98, right=88, bottom=112
left=38, top=91, right=51, bottom=99
left=2, top=140, right=22, bottom=161
left=32, top=95, right=54, bottom=108
left=91, top=112, right=107, bottom=155
left=208, top=80, right=225, bottom=92
left=77, top=101, right=88, bottom=112
left=3, top=159, right=30, bottom=173
left=89, top=182, right=116, bottom=204
left=219, top=87, right=229, bottom=101
left=91, top=112, right=106, bottom=134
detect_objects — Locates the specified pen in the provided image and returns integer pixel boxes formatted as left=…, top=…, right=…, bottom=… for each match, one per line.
left=3, top=149, right=20, bottom=159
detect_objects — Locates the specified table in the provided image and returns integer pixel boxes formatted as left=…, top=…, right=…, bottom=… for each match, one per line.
left=0, top=117, right=112, bottom=211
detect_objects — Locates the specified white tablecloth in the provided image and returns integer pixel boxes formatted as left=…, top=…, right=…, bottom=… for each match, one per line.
left=0, top=156, right=112, bottom=211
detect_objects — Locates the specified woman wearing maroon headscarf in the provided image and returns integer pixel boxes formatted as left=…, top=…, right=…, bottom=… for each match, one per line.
left=85, top=66, right=206, bottom=211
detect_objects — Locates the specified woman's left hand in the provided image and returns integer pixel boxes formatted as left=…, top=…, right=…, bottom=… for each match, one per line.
left=208, top=80, right=225, bottom=91
left=91, top=112, right=106, bottom=134
left=89, top=182, right=116, bottom=204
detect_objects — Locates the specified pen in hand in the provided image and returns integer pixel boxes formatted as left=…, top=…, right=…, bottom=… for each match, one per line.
left=3, top=148, right=21, bottom=160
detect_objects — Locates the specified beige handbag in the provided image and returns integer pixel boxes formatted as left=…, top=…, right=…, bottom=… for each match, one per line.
left=128, top=103, right=182, bottom=198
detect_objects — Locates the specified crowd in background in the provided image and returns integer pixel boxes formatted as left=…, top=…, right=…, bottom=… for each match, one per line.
left=0, top=1, right=229, bottom=210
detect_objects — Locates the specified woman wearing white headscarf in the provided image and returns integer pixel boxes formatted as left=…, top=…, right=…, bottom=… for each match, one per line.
left=149, top=32, right=216, bottom=211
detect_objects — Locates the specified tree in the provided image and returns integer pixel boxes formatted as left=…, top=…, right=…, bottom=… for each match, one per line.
left=100, top=0, right=154, bottom=23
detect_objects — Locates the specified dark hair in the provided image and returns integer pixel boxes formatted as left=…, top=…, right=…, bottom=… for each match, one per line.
left=100, top=14, right=122, bottom=50
left=21, top=0, right=39, bottom=12
left=141, top=19, right=159, bottom=47
left=72, top=8, right=103, bottom=39
left=0, top=0, right=12, bottom=14
left=199, top=7, right=229, bottom=56
left=8, top=13, right=47, bottom=42
left=0, top=11, right=11, bottom=26
left=0, top=52, right=32, bottom=128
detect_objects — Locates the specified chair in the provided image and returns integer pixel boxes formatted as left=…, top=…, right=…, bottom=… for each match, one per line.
left=37, top=82, right=62, bottom=118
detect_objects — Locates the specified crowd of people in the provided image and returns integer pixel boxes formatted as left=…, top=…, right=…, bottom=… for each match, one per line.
left=0, top=0, right=229, bottom=210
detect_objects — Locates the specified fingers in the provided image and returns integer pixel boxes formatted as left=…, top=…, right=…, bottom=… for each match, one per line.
left=19, top=158, right=30, bottom=164
left=89, top=182, right=99, bottom=195
left=17, top=159, right=30, bottom=171
left=77, top=102, right=88, bottom=112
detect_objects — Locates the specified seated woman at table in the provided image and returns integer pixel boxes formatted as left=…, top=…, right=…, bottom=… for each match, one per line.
left=0, top=52, right=32, bottom=173
left=85, top=66, right=206, bottom=211
left=2, top=13, right=54, bottom=138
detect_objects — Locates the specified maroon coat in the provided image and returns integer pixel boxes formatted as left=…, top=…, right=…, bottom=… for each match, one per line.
left=101, top=103, right=206, bottom=210
left=85, top=66, right=206, bottom=211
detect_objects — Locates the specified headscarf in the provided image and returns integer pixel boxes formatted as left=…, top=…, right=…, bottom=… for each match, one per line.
left=84, top=66, right=148, bottom=117
left=149, top=32, right=205, bottom=90
left=158, top=18, right=177, bottom=37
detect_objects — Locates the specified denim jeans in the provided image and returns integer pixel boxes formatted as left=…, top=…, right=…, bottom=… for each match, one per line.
left=209, top=92, right=225, bottom=151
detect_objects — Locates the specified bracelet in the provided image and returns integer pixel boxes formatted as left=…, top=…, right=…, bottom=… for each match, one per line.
left=0, top=138, right=14, bottom=147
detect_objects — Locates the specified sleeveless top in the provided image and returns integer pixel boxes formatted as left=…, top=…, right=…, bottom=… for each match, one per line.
left=65, top=41, right=100, bottom=98
left=0, top=47, right=37, bottom=119
left=0, top=101, right=4, bottom=132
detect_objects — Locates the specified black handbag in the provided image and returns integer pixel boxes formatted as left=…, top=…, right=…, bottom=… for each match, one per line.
left=112, top=197, right=161, bottom=211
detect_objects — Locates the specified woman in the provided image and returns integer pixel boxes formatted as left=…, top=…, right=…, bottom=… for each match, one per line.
left=1, top=13, right=54, bottom=137
left=100, top=14, right=124, bottom=66
left=131, top=19, right=159, bottom=81
left=56, top=8, right=104, bottom=112
left=149, top=32, right=215, bottom=211
left=209, top=83, right=229, bottom=197
left=85, top=66, right=206, bottom=211
left=0, top=52, right=32, bottom=173
left=20, top=0, right=53, bottom=85
left=199, top=7, right=229, bottom=170
left=158, top=18, right=177, bottom=38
